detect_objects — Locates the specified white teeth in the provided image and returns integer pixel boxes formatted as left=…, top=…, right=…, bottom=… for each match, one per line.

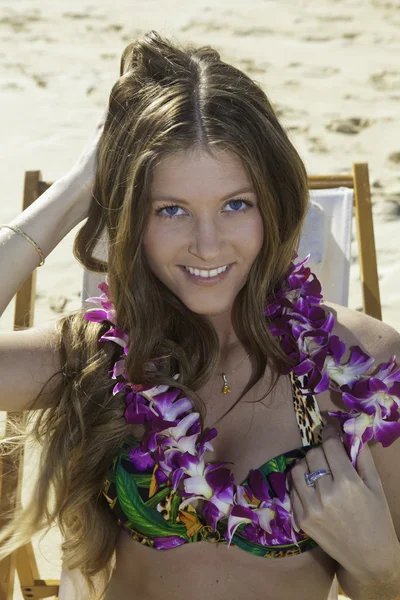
left=184, top=265, right=229, bottom=278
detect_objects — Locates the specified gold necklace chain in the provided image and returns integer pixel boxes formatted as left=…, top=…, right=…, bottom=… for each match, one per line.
left=158, top=350, right=253, bottom=396
left=217, top=352, right=251, bottom=395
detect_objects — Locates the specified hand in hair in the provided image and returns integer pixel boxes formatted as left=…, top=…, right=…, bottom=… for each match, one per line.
left=61, top=103, right=109, bottom=222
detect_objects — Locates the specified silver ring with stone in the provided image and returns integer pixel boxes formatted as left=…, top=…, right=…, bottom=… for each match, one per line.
left=304, top=469, right=332, bottom=487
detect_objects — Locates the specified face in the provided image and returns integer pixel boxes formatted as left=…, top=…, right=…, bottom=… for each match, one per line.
left=143, top=148, right=264, bottom=322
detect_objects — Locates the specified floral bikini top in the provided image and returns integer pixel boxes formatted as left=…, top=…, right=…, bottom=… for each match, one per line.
left=102, top=371, right=323, bottom=558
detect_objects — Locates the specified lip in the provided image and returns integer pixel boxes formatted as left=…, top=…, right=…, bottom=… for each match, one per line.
left=179, top=263, right=234, bottom=285
left=180, top=264, right=231, bottom=270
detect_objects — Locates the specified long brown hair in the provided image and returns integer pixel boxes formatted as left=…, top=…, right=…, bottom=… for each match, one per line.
left=0, top=31, right=309, bottom=598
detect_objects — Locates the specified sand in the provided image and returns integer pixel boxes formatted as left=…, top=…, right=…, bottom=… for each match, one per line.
left=1, top=0, right=399, bottom=598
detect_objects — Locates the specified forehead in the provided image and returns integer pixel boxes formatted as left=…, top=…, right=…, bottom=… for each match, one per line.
left=150, top=149, right=252, bottom=199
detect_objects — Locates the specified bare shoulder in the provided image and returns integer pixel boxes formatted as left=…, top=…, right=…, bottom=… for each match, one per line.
left=321, top=300, right=400, bottom=361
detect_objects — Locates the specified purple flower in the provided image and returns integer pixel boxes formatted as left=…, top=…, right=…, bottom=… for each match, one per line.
left=179, top=461, right=235, bottom=529
left=224, top=471, right=299, bottom=547
left=327, top=355, right=400, bottom=464
left=227, top=505, right=258, bottom=542
left=152, top=536, right=187, bottom=550
left=147, top=388, right=193, bottom=422
left=124, top=389, right=153, bottom=424
left=158, top=413, right=202, bottom=458
left=329, top=405, right=400, bottom=466
left=83, top=278, right=118, bottom=325
left=264, top=255, right=322, bottom=319
left=129, top=446, right=155, bottom=471
left=197, top=428, right=218, bottom=459
left=325, top=343, right=375, bottom=388
left=98, top=326, right=129, bottom=348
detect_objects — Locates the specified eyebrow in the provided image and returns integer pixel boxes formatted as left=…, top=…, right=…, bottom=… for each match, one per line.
left=151, top=186, right=256, bottom=205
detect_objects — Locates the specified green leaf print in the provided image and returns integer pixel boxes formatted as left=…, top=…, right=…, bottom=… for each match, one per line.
left=231, top=532, right=273, bottom=556
left=260, top=454, right=287, bottom=477
left=169, top=492, right=181, bottom=522
left=105, top=470, right=116, bottom=483
left=231, top=531, right=318, bottom=556
left=131, top=473, right=153, bottom=488
left=145, top=486, right=172, bottom=508
left=285, top=455, right=301, bottom=468
left=116, top=461, right=188, bottom=540
left=106, top=470, right=152, bottom=488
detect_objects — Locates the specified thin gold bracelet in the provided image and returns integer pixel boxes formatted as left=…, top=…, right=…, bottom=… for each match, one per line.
left=0, top=224, right=45, bottom=267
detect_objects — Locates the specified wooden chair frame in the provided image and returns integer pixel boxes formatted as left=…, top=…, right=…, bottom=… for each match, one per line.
left=0, top=163, right=381, bottom=599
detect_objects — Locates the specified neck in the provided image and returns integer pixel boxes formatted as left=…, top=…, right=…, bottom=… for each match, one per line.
left=217, top=342, right=252, bottom=375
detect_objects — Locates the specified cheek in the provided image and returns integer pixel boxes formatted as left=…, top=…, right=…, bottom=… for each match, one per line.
left=143, top=227, right=182, bottom=278
left=242, top=214, right=264, bottom=253
left=142, top=223, right=176, bottom=263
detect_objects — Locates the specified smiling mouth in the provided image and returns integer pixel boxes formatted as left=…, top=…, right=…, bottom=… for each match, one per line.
left=179, top=264, right=232, bottom=271
left=179, top=263, right=234, bottom=281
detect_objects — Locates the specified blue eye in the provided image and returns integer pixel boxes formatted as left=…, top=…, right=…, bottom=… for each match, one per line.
left=155, top=198, right=254, bottom=219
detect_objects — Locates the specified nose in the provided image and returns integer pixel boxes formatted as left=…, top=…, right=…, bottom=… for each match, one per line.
left=188, top=218, right=225, bottom=264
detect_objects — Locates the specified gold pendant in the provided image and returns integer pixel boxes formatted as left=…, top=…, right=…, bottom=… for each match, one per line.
left=221, top=374, right=231, bottom=394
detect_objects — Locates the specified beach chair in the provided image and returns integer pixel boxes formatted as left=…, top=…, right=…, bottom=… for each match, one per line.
left=0, top=163, right=380, bottom=599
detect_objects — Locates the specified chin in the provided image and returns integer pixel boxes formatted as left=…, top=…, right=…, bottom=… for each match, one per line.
left=176, top=292, right=235, bottom=314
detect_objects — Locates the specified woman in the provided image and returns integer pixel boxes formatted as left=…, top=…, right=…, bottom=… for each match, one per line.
left=0, top=31, right=399, bottom=600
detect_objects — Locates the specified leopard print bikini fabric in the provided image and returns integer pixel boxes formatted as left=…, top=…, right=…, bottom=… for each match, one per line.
left=290, top=371, right=323, bottom=446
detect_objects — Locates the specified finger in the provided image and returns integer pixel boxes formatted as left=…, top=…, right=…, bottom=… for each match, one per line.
left=321, top=414, right=345, bottom=442
left=355, top=441, right=382, bottom=492
left=288, top=459, right=314, bottom=506
left=305, top=446, right=332, bottom=495
left=320, top=424, right=355, bottom=480
left=289, top=486, right=304, bottom=530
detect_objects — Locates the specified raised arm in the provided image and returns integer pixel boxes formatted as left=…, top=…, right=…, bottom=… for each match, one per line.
left=0, top=106, right=107, bottom=410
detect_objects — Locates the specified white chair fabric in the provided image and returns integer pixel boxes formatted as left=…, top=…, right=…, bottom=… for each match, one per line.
left=298, top=187, right=354, bottom=307
left=58, top=566, right=93, bottom=599
left=60, top=187, right=353, bottom=598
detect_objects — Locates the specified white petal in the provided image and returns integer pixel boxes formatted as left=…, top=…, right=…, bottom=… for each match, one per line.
left=256, top=507, right=275, bottom=534
left=227, top=514, right=254, bottom=543
left=210, top=496, right=231, bottom=516
left=183, top=475, right=213, bottom=499
left=164, top=412, right=200, bottom=440
left=343, top=412, right=373, bottom=437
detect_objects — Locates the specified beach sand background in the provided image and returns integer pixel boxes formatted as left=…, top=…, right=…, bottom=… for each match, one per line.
left=1, top=0, right=399, bottom=598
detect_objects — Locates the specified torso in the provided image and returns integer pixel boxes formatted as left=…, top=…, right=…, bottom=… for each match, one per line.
left=104, top=353, right=339, bottom=600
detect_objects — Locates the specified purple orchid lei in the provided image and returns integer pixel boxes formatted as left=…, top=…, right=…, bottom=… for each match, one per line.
left=84, top=255, right=400, bottom=548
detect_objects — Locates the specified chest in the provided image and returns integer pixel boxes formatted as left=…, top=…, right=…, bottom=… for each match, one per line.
left=195, top=364, right=324, bottom=486
left=127, top=362, right=330, bottom=488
